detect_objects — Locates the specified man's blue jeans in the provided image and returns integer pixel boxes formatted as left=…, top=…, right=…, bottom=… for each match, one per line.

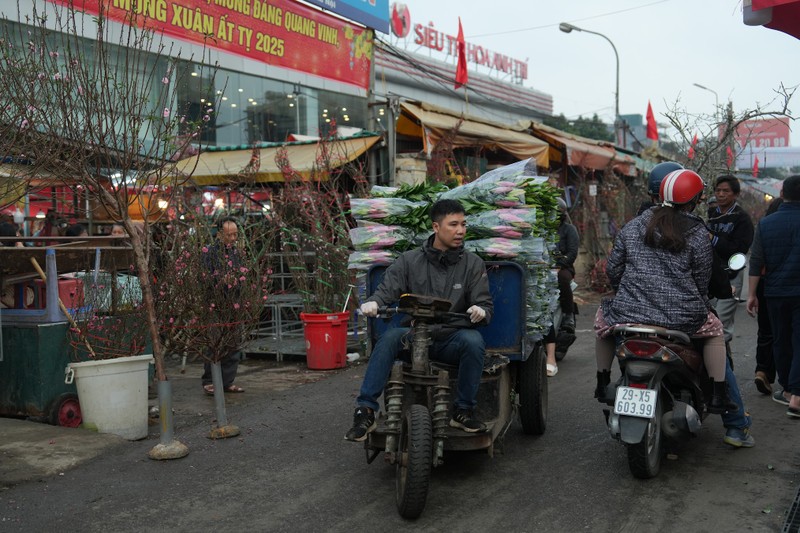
left=357, top=327, right=485, bottom=413
left=767, top=297, right=800, bottom=397
left=721, top=356, right=751, bottom=430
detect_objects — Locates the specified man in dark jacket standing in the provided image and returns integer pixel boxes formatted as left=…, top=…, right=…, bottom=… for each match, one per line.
left=708, top=175, right=754, bottom=343
left=555, top=198, right=579, bottom=332
left=746, top=175, right=800, bottom=417
left=345, top=199, right=494, bottom=441
left=200, top=217, right=245, bottom=395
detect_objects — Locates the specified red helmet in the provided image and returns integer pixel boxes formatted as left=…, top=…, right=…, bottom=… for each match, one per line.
left=659, top=169, right=705, bottom=205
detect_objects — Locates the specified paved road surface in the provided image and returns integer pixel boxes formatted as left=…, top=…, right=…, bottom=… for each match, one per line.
left=1, top=299, right=798, bottom=532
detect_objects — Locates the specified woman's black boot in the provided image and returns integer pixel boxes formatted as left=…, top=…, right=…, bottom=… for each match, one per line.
left=708, top=380, right=738, bottom=414
left=594, top=370, right=611, bottom=402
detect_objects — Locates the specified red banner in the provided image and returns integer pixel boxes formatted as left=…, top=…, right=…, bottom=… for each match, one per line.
left=48, top=0, right=373, bottom=89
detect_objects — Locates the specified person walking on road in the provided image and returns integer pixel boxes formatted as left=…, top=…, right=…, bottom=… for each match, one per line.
left=554, top=197, right=579, bottom=332
left=746, top=175, right=800, bottom=418
left=545, top=196, right=580, bottom=378
left=708, top=175, right=754, bottom=341
left=752, top=196, right=784, bottom=395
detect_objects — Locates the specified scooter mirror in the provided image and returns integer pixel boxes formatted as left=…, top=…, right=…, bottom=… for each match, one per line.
left=728, top=253, right=747, bottom=272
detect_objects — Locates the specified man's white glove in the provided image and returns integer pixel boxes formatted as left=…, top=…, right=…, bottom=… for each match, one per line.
left=467, top=305, right=486, bottom=323
left=360, top=301, right=379, bottom=317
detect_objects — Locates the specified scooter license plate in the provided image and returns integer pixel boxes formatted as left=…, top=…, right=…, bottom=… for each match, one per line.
left=613, top=387, right=657, bottom=419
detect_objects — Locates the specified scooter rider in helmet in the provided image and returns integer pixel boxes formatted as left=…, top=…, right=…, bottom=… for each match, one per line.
left=631, top=166, right=754, bottom=446
left=594, top=169, right=737, bottom=415
left=637, top=161, right=683, bottom=216
left=555, top=197, right=579, bottom=333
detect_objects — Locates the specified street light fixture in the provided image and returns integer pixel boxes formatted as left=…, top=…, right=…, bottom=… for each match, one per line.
left=693, top=82, right=720, bottom=115
left=693, top=82, right=728, bottom=167
left=559, top=22, right=620, bottom=142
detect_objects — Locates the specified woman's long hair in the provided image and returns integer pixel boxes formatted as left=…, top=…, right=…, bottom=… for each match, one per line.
left=644, top=200, right=700, bottom=253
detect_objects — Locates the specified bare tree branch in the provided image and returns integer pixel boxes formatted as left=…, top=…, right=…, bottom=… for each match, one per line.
left=0, top=1, right=219, bottom=381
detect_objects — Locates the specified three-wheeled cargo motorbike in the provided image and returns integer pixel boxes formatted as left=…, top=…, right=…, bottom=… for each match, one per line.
left=361, top=261, right=547, bottom=519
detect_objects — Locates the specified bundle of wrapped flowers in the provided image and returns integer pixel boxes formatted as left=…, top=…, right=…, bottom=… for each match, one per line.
left=465, top=208, right=536, bottom=239
left=348, top=158, right=562, bottom=341
left=349, top=197, right=428, bottom=221
left=349, top=224, right=414, bottom=251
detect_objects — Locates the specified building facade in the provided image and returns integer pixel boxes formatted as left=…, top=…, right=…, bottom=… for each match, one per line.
left=2, top=1, right=556, bottom=184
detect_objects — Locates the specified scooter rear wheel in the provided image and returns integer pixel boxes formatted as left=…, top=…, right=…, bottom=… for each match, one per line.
left=396, top=404, right=432, bottom=519
left=626, top=397, right=663, bottom=479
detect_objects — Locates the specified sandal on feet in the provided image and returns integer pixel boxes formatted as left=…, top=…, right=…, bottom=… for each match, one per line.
left=546, top=363, right=558, bottom=377
left=224, top=384, right=245, bottom=393
left=203, top=384, right=214, bottom=396
left=789, top=396, right=800, bottom=419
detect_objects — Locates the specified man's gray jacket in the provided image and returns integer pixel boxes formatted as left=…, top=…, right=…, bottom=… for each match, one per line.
left=367, top=234, right=493, bottom=339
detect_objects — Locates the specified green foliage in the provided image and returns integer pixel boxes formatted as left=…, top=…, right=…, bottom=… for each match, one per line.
left=542, top=113, right=572, bottom=132
left=523, top=181, right=561, bottom=238
left=543, top=113, right=614, bottom=142
left=391, top=181, right=449, bottom=202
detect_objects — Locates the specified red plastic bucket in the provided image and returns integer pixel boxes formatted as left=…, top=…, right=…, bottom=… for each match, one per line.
left=300, top=312, right=350, bottom=370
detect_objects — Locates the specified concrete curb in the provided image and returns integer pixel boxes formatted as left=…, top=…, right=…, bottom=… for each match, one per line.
left=0, top=417, right=126, bottom=489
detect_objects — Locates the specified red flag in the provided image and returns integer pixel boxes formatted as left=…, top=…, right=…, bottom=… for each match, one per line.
left=455, top=17, right=468, bottom=89
left=646, top=101, right=658, bottom=141
left=687, top=133, right=698, bottom=160
left=753, top=155, right=760, bottom=177
left=726, top=145, right=734, bottom=168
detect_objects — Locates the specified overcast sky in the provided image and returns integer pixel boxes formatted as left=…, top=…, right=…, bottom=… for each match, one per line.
left=388, top=0, right=797, bottom=145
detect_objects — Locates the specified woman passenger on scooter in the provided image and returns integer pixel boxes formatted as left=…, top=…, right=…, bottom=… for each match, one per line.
left=593, top=169, right=735, bottom=413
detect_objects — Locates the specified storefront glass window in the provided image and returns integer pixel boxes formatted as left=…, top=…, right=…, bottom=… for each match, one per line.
left=1, top=20, right=171, bottom=157
left=2, top=20, right=368, bottom=151
left=177, top=63, right=368, bottom=146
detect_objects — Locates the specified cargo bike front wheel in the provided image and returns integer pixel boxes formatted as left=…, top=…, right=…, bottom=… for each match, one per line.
left=395, top=404, right=433, bottom=519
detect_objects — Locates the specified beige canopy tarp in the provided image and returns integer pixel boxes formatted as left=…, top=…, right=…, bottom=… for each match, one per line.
left=397, top=102, right=549, bottom=167
left=529, top=122, right=637, bottom=176
left=174, top=135, right=382, bottom=186
left=529, top=123, right=616, bottom=169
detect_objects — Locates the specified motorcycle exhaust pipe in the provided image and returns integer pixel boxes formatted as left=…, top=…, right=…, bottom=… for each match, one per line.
left=662, top=402, right=702, bottom=439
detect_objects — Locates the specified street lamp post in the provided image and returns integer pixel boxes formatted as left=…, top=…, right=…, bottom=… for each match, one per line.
left=693, top=83, right=731, bottom=170
left=559, top=22, right=620, bottom=143
left=693, top=82, right=720, bottom=118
